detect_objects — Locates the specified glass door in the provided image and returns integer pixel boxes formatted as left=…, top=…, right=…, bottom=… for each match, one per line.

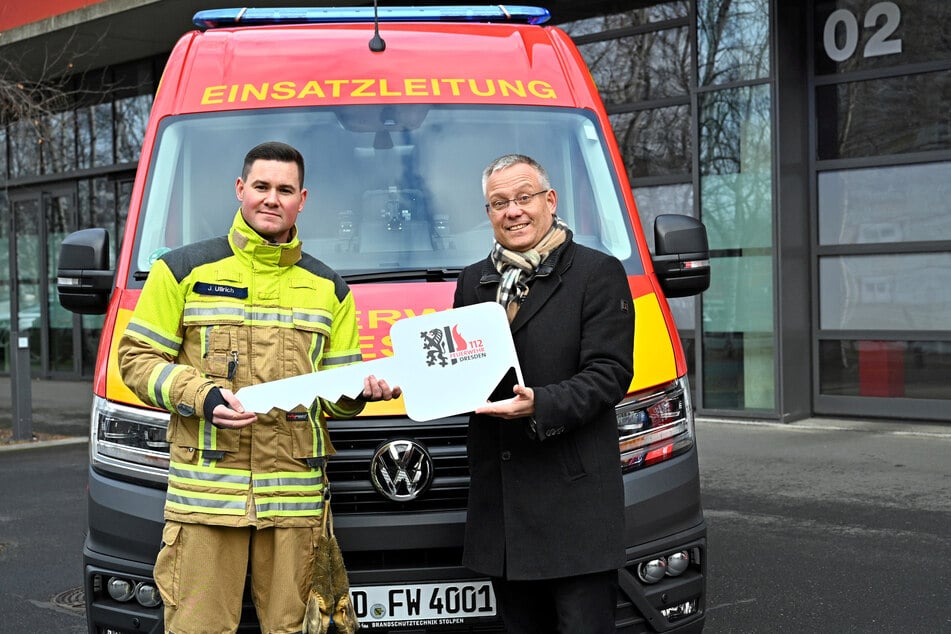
left=9, top=186, right=79, bottom=378
left=47, top=188, right=80, bottom=374
left=10, top=195, right=42, bottom=373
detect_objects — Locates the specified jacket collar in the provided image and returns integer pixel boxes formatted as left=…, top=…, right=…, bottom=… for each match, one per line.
left=228, top=209, right=302, bottom=269
left=478, top=231, right=574, bottom=284
left=477, top=237, right=575, bottom=333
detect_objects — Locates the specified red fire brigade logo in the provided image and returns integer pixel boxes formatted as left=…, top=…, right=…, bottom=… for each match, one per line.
left=420, top=323, right=486, bottom=367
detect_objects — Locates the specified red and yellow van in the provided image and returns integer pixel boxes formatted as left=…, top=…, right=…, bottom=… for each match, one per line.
left=57, top=6, right=710, bottom=632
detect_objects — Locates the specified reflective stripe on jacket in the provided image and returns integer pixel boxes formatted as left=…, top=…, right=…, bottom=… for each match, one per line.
left=118, top=210, right=364, bottom=527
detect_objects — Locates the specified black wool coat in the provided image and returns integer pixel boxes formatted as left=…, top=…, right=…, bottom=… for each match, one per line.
left=453, top=238, right=635, bottom=580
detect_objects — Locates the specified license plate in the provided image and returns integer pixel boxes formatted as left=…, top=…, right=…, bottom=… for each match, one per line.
left=350, top=580, right=497, bottom=628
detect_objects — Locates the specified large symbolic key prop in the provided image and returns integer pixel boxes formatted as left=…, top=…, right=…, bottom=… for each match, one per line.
left=235, top=302, right=523, bottom=422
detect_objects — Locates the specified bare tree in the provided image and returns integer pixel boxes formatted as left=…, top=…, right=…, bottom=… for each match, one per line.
left=0, top=29, right=112, bottom=168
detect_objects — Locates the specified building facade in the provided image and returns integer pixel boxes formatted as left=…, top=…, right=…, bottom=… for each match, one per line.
left=1, top=0, right=949, bottom=422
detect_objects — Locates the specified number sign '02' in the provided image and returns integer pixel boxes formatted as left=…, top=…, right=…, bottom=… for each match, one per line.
left=823, top=1, right=903, bottom=62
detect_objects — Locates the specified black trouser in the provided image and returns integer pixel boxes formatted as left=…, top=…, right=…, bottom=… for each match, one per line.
left=492, top=570, right=618, bottom=634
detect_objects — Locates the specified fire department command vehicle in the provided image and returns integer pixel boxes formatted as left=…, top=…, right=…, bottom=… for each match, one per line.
left=56, top=6, right=711, bottom=633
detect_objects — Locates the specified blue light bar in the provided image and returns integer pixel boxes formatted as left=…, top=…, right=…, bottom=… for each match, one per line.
left=193, top=6, right=551, bottom=30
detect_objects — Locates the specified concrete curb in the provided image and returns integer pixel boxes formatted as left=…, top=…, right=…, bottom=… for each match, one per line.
left=0, top=436, right=88, bottom=453
left=696, top=416, right=951, bottom=438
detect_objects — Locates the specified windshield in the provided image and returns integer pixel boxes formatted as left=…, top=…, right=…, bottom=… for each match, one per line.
left=131, top=105, right=640, bottom=286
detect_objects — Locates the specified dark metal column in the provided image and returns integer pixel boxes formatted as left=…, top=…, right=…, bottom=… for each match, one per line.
left=10, top=331, right=33, bottom=441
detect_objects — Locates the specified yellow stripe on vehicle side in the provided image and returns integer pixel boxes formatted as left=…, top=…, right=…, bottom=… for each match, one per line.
left=108, top=307, right=147, bottom=406
left=631, top=292, right=677, bottom=392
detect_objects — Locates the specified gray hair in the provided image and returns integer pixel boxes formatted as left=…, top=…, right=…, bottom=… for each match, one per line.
left=482, top=154, right=551, bottom=196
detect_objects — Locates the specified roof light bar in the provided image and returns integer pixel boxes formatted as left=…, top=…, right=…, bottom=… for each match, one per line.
left=193, top=6, right=551, bottom=30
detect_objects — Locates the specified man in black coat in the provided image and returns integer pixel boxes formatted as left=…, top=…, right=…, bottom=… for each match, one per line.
left=453, top=154, right=635, bottom=633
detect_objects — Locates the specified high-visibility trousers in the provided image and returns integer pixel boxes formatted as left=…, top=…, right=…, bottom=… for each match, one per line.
left=153, top=521, right=320, bottom=634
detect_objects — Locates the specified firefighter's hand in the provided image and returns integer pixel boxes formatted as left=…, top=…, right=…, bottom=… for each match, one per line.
left=475, top=384, right=535, bottom=419
left=360, top=375, right=402, bottom=402
left=210, top=388, right=257, bottom=429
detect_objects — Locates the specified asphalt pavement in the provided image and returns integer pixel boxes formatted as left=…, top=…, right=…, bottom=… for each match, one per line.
left=0, top=377, right=93, bottom=451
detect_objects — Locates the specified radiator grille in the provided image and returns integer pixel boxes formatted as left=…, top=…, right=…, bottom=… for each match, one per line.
left=326, top=417, right=471, bottom=514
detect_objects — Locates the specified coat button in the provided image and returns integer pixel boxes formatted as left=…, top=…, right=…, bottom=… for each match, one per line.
left=501, top=450, right=512, bottom=461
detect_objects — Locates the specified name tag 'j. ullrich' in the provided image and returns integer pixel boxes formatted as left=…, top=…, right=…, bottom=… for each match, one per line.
left=234, top=302, right=523, bottom=422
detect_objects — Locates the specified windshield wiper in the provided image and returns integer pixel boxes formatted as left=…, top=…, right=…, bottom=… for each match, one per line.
left=343, top=268, right=461, bottom=284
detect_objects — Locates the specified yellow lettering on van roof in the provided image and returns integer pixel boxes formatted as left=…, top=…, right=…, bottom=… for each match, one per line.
left=199, top=78, right=557, bottom=105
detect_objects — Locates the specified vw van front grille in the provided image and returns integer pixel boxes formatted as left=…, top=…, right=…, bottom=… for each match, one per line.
left=326, top=418, right=471, bottom=513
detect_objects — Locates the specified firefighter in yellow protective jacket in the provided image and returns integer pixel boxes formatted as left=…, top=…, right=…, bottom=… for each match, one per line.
left=118, top=141, right=400, bottom=634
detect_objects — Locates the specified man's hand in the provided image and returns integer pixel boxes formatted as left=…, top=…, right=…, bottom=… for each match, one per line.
left=474, top=384, right=535, bottom=419
left=211, top=388, right=257, bottom=429
left=360, top=374, right=402, bottom=402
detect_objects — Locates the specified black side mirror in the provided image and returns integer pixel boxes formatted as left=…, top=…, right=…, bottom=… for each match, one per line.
left=652, top=215, right=710, bottom=298
left=57, top=228, right=115, bottom=314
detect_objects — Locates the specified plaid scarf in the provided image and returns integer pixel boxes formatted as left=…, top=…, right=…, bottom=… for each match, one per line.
left=491, top=216, right=569, bottom=322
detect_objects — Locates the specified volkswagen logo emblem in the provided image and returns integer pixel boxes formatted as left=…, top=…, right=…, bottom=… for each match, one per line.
left=370, top=439, right=434, bottom=501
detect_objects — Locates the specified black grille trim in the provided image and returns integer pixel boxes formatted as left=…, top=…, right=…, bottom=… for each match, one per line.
left=326, top=415, right=471, bottom=514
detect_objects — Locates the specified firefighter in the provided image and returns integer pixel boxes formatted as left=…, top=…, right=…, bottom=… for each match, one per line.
left=118, top=141, right=400, bottom=633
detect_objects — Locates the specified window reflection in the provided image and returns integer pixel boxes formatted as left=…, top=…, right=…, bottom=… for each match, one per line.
left=819, top=162, right=951, bottom=245
left=93, top=178, right=117, bottom=239
left=700, top=80, right=774, bottom=412
left=700, top=84, right=772, bottom=250
left=76, top=103, right=116, bottom=168
left=9, top=119, right=41, bottom=178
left=116, top=179, right=132, bottom=268
left=48, top=192, right=77, bottom=372
left=93, top=103, right=114, bottom=167
left=41, top=110, right=77, bottom=175
left=577, top=28, right=689, bottom=105
left=633, top=183, right=695, bottom=251
left=115, top=95, right=152, bottom=163
left=0, top=191, right=8, bottom=373
left=13, top=198, right=42, bottom=370
left=77, top=106, right=94, bottom=169
left=14, top=199, right=40, bottom=284
left=703, top=330, right=774, bottom=409
left=611, top=107, right=691, bottom=180
left=819, top=339, right=951, bottom=400
left=560, top=2, right=688, bottom=38
left=819, top=254, right=951, bottom=331
left=633, top=183, right=696, bottom=331
left=0, top=128, right=6, bottom=179
left=698, top=0, right=770, bottom=86
left=816, top=70, right=951, bottom=160
left=703, top=256, right=775, bottom=410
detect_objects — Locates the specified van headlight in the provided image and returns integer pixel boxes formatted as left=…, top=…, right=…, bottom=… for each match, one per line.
left=90, top=396, right=170, bottom=484
left=616, top=377, right=695, bottom=472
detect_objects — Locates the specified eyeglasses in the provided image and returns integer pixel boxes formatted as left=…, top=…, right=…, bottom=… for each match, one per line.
left=485, top=190, right=549, bottom=212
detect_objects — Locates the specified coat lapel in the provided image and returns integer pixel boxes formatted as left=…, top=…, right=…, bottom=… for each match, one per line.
left=474, top=258, right=498, bottom=304
left=509, top=242, right=573, bottom=334
left=470, top=242, right=575, bottom=333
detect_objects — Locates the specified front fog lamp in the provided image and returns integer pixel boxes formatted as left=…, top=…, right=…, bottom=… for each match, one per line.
left=666, top=550, right=690, bottom=576
left=107, top=577, right=135, bottom=602
left=135, top=582, right=163, bottom=607
left=637, top=557, right=667, bottom=584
